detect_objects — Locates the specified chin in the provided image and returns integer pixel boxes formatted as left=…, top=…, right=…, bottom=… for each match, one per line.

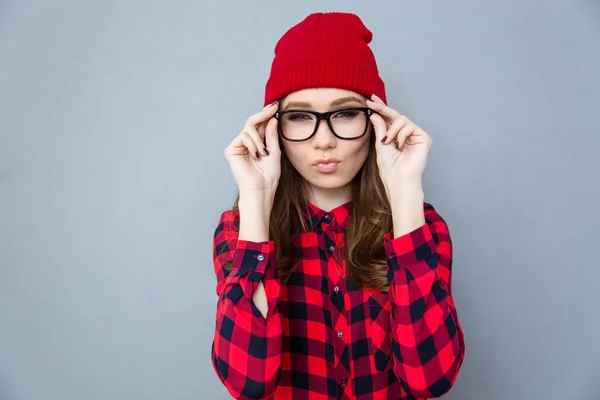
left=304, top=174, right=354, bottom=190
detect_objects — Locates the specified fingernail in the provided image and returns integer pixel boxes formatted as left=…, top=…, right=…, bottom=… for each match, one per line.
left=262, top=148, right=269, bottom=156
left=380, top=136, right=387, bottom=143
left=269, top=101, right=278, bottom=107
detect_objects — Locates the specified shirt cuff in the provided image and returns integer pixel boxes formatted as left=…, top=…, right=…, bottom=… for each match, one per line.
left=384, top=223, right=436, bottom=271
left=228, top=240, right=275, bottom=299
left=232, top=240, right=273, bottom=271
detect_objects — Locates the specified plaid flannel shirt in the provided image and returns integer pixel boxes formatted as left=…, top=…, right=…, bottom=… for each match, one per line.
left=212, top=201, right=465, bottom=399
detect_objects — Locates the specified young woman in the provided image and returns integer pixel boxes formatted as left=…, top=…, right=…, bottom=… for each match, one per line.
left=211, top=12, right=465, bottom=400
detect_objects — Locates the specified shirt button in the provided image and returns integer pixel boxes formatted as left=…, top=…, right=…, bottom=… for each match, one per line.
left=336, top=331, right=343, bottom=338
left=324, top=214, right=331, bottom=221
left=333, top=286, right=340, bottom=294
left=257, top=254, right=265, bottom=261
left=388, top=253, right=396, bottom=259
left=329, top=245, right=336, bottom=252
left=341, top=378, right=347, bottom=387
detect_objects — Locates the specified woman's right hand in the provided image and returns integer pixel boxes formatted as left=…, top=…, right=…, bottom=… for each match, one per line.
left=224, top=101, right=282, bottom=193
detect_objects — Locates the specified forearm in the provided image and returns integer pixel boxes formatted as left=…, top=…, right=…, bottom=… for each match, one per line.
left=383, top=193, right=465, bottom=397
left=237, top=190, right=276, bottom=318
left=386, top=176, right=425, bottom=238
left=238, top=190, right=274, bottom=242
left=389, top=265, right=463, bottom=397
left=212, top=204, right=284, bottom=399
left=212, top=300, right=283, bottom=399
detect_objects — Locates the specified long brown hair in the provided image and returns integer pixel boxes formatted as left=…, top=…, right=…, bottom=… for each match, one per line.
left=222, top=101, right=394, bottom=292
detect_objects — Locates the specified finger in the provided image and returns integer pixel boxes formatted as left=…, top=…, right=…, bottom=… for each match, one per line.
left=396, top=123, right=416, bottom=149
left=224, top=135, right=249, bottom=160
left=370, top=93, right=386, bottom=105
left=366, top=96, right=402, bottom=122
left=246, top=101, right=279, bottom=128
left=239, top=131, right=261, bottom=159
left=243, top=125, right=269, bottom=156
left=369, top=112, right=388, bottom=144
left=264, top=117, right=280, bottom=154
left=258, top=121, right=267, bottom=145
left=381, top=117, right=409, bottom=145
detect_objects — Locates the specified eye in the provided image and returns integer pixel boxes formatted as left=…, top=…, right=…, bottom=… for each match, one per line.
left=286, top=112, right=315, bottom=122
left=333, top=110, right=360, bottom=119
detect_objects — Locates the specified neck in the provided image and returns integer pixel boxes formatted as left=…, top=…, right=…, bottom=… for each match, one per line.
left=305, top=183, right=353, bottom=212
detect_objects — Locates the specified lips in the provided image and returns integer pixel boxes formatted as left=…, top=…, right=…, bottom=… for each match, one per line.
left=313, top=158, right=341, bottom=166
left=313, top=161, right=340, bottom=173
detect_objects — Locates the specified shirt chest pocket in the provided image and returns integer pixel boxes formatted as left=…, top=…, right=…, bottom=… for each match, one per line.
left=366, top=291, right=393, bottom=372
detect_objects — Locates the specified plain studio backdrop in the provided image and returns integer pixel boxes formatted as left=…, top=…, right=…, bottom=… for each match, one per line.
left=1, top=1, right=599, bottom=399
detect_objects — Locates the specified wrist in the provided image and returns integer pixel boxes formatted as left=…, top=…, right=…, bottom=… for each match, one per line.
left=239, top=187, right=276, bottom=200
left=386, top=178, right=426, bottom=239
left=238, top=192, right=273, bottom=243
left=384, top=176, right=424, bottom=201
left=239, top=190, right=274, bottom=215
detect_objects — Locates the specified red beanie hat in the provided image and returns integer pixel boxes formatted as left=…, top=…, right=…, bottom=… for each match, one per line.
left=264, top=12, right=387, bottom=106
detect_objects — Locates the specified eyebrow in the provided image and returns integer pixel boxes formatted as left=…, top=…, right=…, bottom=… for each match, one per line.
left=282, top=96, right=364, bottom=109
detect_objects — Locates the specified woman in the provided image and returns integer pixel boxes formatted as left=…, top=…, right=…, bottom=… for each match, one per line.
left=211, top=12, right=465, bottom=400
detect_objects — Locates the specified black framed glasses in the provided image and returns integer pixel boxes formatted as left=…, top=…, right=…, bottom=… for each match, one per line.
left=274, top=107, right=376, bottom=142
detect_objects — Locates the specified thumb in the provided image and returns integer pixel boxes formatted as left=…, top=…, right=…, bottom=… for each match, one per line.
left=369, top=113, right=388, bottom=143
left=264, top=117, right=281, bottom=154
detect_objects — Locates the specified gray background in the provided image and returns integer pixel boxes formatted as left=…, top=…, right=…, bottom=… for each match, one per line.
left=1, top=0, right=599, bottom=399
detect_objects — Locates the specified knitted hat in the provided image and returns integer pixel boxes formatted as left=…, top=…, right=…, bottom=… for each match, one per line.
left=263, top=12, right=387, bottom=106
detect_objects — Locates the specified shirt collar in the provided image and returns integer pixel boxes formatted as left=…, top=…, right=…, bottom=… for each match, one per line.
left=299, top=200, right=354, bottom=232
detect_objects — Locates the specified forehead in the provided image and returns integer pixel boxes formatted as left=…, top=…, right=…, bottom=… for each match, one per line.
left=282, top=88, right=366, bottom=109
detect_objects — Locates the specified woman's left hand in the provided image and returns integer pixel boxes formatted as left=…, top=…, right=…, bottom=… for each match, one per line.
left=367, top=94, right=433, bottom=185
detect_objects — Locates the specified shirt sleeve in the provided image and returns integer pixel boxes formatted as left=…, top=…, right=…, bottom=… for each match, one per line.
left=211, top=209, right=284, bottom=400
left=383, top=202, right=465, bottom=398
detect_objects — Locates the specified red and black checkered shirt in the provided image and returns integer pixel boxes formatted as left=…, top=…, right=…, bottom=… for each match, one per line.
left=211, top=200, right=465, bottom=399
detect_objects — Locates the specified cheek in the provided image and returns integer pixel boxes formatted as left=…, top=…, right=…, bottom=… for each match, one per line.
left=281, top=142, right=306, bottom=168
left=353, top=135, right=372, bottom=162
left=354, top=145, right=370, bottom=167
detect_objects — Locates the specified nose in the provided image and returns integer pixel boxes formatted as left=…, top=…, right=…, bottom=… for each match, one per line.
left=312, top=118, right=336, bottom=149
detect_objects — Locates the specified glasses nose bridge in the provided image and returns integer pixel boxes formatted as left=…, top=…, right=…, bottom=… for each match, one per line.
left=314, top=110, right=335, bottom=132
